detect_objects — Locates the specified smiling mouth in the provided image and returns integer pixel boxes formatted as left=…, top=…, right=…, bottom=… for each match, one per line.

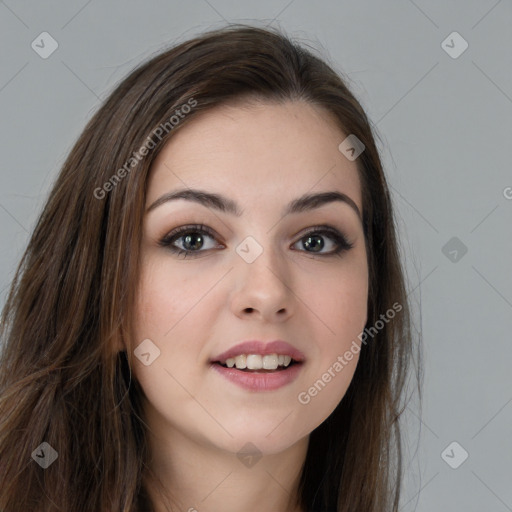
left=211, top=353, right=304, bottom=391
left=215, top=361, right=301, bottom=373
left=213, top=353, right=301, bottom=372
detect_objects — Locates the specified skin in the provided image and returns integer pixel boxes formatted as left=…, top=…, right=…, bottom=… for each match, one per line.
left=128, top=100, right=368, bottom=512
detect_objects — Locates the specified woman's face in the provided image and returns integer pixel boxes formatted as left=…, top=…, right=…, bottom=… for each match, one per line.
left=131, top=100, right=368, bottom=456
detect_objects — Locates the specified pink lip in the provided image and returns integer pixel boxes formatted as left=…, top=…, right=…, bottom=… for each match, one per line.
left=211, top=340, right=305, bottom=364
left=211, top=362, right=303, bottom=391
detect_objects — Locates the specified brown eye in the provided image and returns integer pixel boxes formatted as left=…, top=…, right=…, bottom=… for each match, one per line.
left=159, top=224, right=221, bottom=258
left=293, top=226, right=354, bottom=256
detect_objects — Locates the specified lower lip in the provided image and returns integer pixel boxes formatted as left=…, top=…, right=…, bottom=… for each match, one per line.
left=211, top=362, right=303, bottom=391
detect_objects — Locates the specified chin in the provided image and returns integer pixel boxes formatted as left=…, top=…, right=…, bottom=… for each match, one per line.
left=214, top=414, right=309, bottom=454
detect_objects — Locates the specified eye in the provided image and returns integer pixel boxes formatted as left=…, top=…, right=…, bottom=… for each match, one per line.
left=158, top=224, right=354, bottom=258
left=158, top=224, right=221, bottom=258
left=291, top=226, right=354, bottom=256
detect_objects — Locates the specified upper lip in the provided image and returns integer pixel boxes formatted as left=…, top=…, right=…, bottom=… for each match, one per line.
left=211, top=340, right=306, bottom=364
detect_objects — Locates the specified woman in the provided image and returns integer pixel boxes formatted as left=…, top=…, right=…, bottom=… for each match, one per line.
left=0, top=24, right=418, bottom=512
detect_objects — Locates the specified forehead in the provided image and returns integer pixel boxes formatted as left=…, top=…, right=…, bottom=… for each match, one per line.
left=147, top=100, right=363, bottom=214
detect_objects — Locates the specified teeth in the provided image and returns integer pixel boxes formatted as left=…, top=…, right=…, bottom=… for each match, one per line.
left=234, top=355, right=247, bottom=369
left=246, top=354, right=263, bottom=370
left=262, top=354, right=278, bottom=370
left=221, top=353, right=295, bottom=369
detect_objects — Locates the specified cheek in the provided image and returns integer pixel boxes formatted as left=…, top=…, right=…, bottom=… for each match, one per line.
left=298, top=261, right=367, bottom=411
left=130, top=263, right=206, bottom=388
left=130, top=262, right=208, bottom=409
left=134, top=259, right=208, bottom=339
left=312, top=259, right=368, bottom=343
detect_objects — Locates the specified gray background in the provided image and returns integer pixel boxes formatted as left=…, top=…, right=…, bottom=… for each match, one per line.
left=1, top=1, right=511, bottom=510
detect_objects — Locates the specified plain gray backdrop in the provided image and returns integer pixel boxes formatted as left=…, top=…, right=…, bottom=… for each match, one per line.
left=1, top=1, right=511, bottom=510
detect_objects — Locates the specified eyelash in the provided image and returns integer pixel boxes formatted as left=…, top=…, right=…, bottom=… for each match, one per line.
left=158, top=223, right=355, bottom=258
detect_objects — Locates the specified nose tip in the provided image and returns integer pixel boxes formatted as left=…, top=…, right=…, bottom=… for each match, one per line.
left=231, top=246, right=293, bottom=321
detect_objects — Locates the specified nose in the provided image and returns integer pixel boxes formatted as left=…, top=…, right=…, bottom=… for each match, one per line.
left=230, top=241, right=294, bottom=322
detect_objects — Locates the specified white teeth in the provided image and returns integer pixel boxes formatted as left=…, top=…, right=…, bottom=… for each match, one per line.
left=262, top=354, right=279, bottom=370
left=221, top=353, right=295, bottom=369
left=234, top=355, right=247, bottom=369
left=246, top=354, right=263, bottom=370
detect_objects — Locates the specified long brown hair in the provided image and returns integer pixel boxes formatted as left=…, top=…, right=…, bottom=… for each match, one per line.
left=0, top=24, right=419, bottom=511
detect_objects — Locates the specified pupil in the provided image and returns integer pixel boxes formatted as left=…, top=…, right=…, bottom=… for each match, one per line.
left=184, top=233, right=203, bottom=251
left=304, top=235, right=323, bottom=252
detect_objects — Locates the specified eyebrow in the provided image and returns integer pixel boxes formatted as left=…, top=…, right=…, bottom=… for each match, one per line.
left=146, top=188, right=362, bottom=221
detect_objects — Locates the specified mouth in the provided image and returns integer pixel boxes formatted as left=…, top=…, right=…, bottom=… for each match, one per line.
left=210, top=343, right=305, bottom=391
left=210, top=360, right=303, bottom=391
left=213, top=354, right=302, bottom=373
